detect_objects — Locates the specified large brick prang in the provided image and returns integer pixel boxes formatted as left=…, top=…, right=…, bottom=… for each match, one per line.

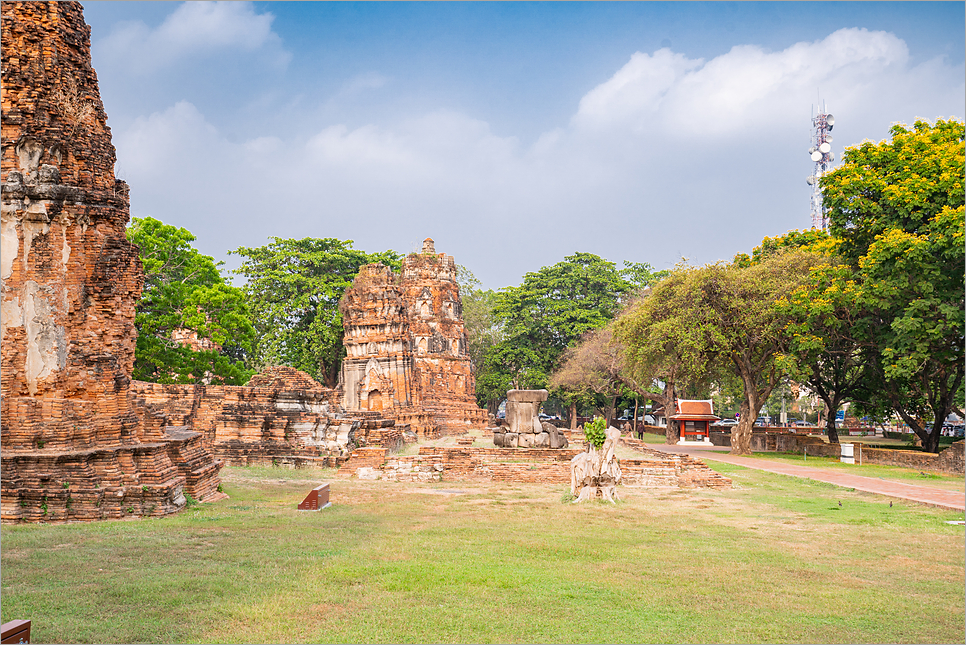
left=339, top=238, right=488, bottom=436
left=1, top=1, right=223, bottom=523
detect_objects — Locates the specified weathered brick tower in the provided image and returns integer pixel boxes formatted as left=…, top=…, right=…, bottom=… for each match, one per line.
left=1, top=1, right=223, bottom=522
left=339, top=239, right=487, bottom=436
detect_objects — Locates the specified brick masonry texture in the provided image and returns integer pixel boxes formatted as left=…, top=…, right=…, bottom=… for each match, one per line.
left=338, top=439, right=732, bottom=489
left=1, top=1, right=223, bottom=523
left=131, top=367, right=405, bottom=468
left=339, top=238, right=488, bottom=437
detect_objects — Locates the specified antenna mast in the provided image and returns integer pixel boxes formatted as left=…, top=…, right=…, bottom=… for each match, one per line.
left=806, top=100, right=836, bottom=230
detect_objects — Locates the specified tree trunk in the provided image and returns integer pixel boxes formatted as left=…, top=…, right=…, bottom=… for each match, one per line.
left=570, top=426, right=622, bottom=503
left=922, top=417, right=944, bottom=454
left=569, top=401, right=578, bottom=430
left=731, top=399, right=753, bottom=455
left=666, top=419, right=679, bottom=444
left=663, top=382, right=677, bottom=444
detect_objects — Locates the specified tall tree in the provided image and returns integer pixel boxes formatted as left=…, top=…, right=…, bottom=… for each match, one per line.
left=822, top=119, right=965, bottom=453
left=127, top=217, right=255, bottom=384
left=455, top=265, right=503, bottom=372
left=775, top=240, right=875, bottom=443
left=231, top=238, right=400, bottom=387
left=550, top=323, right=657, bottom=428
left=615, top=268, right=710, bottom=444
left=475, top=252, right=633, bottom=409
left=748, top=230, right=874, bottom=443
left=617, top=252, right=816, bottom=453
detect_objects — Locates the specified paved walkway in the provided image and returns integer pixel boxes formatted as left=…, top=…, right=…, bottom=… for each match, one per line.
left=648, top=444, right=965, bottom=511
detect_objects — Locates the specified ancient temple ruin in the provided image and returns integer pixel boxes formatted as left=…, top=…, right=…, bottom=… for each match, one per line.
left=339, top=238, right=488, bottom=436
left=1, top=1, right=223, bottom=523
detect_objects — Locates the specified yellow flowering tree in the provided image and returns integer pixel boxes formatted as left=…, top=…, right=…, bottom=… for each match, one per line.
left=765, top=232, right=876, bottom=444
left=821, top=119, right=965, bottom=452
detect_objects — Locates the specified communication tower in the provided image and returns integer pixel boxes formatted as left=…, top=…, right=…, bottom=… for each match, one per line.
left=806, top=101, right=835, bottom=229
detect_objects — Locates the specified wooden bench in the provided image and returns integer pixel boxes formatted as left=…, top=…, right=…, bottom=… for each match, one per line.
left=1, top=620, right=30, bottom=644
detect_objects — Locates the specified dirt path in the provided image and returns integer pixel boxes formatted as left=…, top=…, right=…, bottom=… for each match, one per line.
left=648, top=444, right=965, bottom=511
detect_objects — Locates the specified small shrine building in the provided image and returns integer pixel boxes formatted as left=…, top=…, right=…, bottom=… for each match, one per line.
left=670, top=399, right=720, bottom=444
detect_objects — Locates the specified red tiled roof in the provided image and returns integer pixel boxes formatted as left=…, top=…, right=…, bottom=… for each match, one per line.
left=669, top=399, right=719, bottom=421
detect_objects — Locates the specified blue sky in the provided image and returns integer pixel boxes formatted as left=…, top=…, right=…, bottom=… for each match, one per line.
left=82, top=1, right=965, bottom=288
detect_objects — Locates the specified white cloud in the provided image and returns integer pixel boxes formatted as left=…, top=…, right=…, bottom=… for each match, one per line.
left=111, top=28, right=964, bottom=288
left=96, top=2, right=289, bottom=73
left=574, top=28, right=915, bottom=138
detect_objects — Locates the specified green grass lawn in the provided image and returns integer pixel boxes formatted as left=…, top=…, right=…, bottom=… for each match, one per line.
left=2, top=464, right=963, bottom=644
left=737, top=452, right=966, bottom=493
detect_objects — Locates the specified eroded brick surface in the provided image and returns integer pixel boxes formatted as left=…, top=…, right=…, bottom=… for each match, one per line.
left=1, top=1, right=222, bottom=522
left=131, top=367, right=405, bottom=467
left=338, top=443, right=732, bottom=489
left=339, top=238, right=488, bottom=437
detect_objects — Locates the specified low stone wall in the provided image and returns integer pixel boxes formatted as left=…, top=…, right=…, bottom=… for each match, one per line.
left=711, top=429, right=964, bottom=475
left=338, top=443, right=732, bottom=489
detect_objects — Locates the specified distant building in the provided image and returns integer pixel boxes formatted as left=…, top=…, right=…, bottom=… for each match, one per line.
left=670, top=399, right=719, bottom=444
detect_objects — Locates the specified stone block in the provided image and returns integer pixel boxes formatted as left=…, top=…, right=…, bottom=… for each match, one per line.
left=534, top=432, right=550, bottom=448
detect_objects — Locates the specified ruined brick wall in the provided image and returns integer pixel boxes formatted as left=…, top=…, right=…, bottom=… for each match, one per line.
left=1, top=1, right=222, bottom=522
left=131, top=367, right=403, bottom=467
left=339, top=238, right=487, bottom=436
left=339, top=444, right=732, bottom=489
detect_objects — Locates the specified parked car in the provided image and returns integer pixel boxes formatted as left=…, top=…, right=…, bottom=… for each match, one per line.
left=754, top=417, right=770, bottom=427
left=713, top=418, right=738, bottom=427
left=792, top=420, right=816, bottom=428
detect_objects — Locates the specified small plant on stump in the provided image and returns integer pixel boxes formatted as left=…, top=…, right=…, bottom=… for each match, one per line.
left=583, top=417, right=606, bottom=448
left=571, top=417, right=622, bottom=503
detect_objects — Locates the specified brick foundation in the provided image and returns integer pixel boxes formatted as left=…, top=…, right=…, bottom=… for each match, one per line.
left=337, top=442, right=732, bottom=489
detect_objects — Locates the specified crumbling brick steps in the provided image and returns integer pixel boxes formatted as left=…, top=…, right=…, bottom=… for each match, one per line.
left=620, top=437, right=733, bottom=489
left=0, top=427, right=225, bottom=523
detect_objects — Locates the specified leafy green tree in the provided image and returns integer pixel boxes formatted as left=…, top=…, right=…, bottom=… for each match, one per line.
left=456, top=265, right=504, bottom=372
left=551, top=321, right=665, bottom=429
left=620, top=261, right=670, bottom=294
left=617, top=252, right=817, bottom=453
left=475, top=252, right=633, bottom=409
left=127, top=217, right=255, bottom=384
left=821, top=119, right=964, bottom=453
left=231, top=238, right=400, bottom=386
left=772, top=235, right=875, bottom=443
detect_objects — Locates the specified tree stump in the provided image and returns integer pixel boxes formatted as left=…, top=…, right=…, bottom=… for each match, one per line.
left=570, top=426, right=622, bottom=503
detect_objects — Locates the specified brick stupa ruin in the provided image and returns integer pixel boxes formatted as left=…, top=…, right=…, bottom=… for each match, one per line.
left=1, top=1, right=223, bottom=523
left=339, top=238, right=488, bottom=436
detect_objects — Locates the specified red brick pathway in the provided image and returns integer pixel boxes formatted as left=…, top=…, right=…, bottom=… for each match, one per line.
left=649, top=444, right=965, bottom=511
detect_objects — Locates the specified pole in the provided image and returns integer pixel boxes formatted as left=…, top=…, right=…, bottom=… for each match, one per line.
left=804, top=445, right=807, bottom=462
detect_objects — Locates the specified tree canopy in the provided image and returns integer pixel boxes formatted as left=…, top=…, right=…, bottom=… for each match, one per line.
left=231, top=238, right=400, bottom=386
left=127, top=217, right=255, bottom=385
left=474, top=252, right=634, bottom=409
left=617, top=252, right=817, bottom=453
left=819, top=119, right=965, bottom=452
